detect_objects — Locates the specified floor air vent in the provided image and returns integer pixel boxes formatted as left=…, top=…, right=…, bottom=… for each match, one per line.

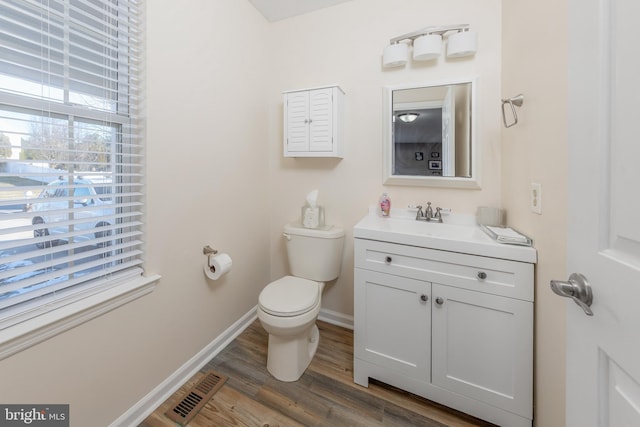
left=165, top=370, right=228, bottom=426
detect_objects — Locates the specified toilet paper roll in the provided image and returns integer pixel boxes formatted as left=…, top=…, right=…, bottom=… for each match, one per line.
left=204, top=253, right=233, bottom=280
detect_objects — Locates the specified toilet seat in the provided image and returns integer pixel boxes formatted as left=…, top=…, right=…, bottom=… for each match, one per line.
left=259, top=276, right=321, bottom=317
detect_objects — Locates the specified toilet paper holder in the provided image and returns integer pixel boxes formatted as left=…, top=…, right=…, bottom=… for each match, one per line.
left=203, top=245, right=218, bottom=256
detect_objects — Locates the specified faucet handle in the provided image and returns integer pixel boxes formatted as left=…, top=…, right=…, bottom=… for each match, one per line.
left=409, top=204, right=424, bottom=219
left=433, top=207, right=451, bottom=223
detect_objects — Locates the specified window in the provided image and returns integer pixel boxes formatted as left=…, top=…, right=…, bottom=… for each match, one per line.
left=0, top=0, right=147, bottom=334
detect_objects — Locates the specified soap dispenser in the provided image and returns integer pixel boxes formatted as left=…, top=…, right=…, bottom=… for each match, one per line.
left=379, top=193, right=391, bottom=217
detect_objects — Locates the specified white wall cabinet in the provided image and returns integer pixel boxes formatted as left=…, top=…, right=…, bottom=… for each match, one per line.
left=354, top=238, right=535, bottom=427
left=283, top=85, right=344, bottom=158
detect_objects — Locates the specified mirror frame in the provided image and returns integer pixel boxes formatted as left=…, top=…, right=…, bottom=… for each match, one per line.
left=382, top=77, right=480, bottom=189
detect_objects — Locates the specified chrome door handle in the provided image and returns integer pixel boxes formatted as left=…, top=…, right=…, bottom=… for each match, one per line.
left=550, top=273, right=593, bottom=316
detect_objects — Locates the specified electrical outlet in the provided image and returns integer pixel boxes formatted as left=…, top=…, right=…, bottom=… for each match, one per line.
left=530, top=183, right=542, bottom=214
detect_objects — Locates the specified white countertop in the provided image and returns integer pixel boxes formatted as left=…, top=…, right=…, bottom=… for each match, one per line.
left=353, top=209, right=537, bottom=264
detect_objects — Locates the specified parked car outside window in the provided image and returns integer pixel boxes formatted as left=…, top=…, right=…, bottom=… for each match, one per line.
left=29, top=177, right=114, bottom=249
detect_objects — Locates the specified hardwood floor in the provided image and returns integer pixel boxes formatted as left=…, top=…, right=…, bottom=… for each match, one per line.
left=140, top=320, right=496, bottom=427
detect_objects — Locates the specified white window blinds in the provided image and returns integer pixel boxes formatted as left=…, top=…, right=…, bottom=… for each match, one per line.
left=0, top=0, right=145, bottom=324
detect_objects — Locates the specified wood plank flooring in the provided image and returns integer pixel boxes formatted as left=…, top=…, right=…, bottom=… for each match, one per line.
left=140, top=320, right=496, bottom=427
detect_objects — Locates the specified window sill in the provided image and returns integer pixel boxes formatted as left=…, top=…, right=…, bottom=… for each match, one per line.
left=0, top=274, right=161, bottom=361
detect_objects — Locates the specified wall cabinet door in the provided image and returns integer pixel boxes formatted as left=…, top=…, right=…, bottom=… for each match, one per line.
left=283, top=86, right=343, bottom=157
left=354, top=269, right=431, bottom=381
left=307, top=89, right=334, bottom=152
left=284, top=90, right=310, bottom=153
left=431, top=283, right=533, bottom=418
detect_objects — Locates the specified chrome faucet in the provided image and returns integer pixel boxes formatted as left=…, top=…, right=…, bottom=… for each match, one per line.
left=414, top=202, right=444, bottom=223
left=424, top=202, right=434, bottom=220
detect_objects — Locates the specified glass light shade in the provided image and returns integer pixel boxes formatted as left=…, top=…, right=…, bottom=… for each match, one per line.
left=413, top=34, right=442, bottom=61
left=446, top=31, right=478, bottom=58
left=398, top=113, right=419, bottom=123
left=383, top=43, right=409, bottom=67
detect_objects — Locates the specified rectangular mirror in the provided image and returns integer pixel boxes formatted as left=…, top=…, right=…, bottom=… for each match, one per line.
left=382, top=78, right=479, bottom=188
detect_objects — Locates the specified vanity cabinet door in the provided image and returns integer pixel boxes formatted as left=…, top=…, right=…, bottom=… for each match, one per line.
left=283, top=86, right=343, bottom=157
left=354, top=268, right=431, bottom=381
left=431, top=283, right=533, bottom=419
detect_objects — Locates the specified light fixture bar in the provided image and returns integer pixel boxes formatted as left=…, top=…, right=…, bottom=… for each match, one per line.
left=389, top=24, right=470, bottom=44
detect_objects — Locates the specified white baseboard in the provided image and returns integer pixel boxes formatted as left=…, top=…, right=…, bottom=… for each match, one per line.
left=109, top=306, right=258, bottom=427
left=110, top=306, right=352, bottom=426
left=319, top=307, right=354, bottom=330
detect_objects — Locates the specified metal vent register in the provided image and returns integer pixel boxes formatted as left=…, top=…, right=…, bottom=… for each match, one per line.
left=165, top=370, right=228, bottom=425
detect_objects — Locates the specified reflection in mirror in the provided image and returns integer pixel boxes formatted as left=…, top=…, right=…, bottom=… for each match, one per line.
left=383, top=79, right=478, bottom=188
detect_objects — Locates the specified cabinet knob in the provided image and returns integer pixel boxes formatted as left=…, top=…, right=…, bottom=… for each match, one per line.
left=385, top=256, right=392, bottom=264
left=477, top=271, right=487, bottom=280
left=420, top=294, right=429, bottom=302
left=435, top=297, right=444, bottom=305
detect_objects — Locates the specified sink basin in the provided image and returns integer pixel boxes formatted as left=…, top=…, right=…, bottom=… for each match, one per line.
left=354, top=210, right=537, bottom=263
left=373, top=217, right=482, bottom=240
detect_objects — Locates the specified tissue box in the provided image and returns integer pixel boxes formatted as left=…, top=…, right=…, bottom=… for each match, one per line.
left=301, top=206, right=325, bottom=229
left=476, top=206, right=504, bottom=227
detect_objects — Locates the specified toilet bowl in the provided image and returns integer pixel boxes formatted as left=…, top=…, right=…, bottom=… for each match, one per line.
left=258, top=276, right=324, bottom=381
left=257, top=223, right=344, bottom=382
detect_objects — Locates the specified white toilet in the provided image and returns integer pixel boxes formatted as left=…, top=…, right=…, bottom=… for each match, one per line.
left=258, top=223, right=345, bottom=382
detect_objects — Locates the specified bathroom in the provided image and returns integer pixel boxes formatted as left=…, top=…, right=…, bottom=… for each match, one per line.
left=0, top=0, right=580, bottom=425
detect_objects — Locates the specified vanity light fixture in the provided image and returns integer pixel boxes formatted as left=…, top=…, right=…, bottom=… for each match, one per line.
left=398, top=112, right=420, bottom=123
left=382, top=24, right=477, bottom=68
left=382, top=43, right=409, bottom=67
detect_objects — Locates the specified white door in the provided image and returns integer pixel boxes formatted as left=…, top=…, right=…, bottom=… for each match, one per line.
left=562, top=0, right=640, bottom=425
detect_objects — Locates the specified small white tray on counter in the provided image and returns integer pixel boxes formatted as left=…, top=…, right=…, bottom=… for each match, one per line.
left=480, top=225, right=533, bottom=246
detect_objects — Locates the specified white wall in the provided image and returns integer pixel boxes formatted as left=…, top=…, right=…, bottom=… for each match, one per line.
left=266, top=0, right=503, bottom=316
left=0, top=1, right=273, bottom=425
left=501, top=1, right=568, bottom=426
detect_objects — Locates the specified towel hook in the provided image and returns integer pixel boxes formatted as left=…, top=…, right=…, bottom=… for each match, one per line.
left=501, top=94, right=524, bottom=128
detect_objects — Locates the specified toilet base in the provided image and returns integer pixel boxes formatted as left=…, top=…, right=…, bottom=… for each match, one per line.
left=266, top=323, right=320, bottom=382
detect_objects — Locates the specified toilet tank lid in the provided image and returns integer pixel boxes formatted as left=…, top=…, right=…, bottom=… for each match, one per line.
left=284, top=223, right=345, bottom=239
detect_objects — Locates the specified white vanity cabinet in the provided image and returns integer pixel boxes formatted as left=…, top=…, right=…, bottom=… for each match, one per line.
left=283, top=85, right=344, bottom=158
left=354, top=234, right=535, bottom=427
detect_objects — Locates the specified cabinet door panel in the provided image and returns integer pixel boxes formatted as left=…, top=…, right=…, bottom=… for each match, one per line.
left=354, top=269, right=430, bottom=380
left=285, top=91, right=309, bottom=152
left=309, top=88, right=334, bottom=152
left=431, top=283, right=533, bottom=418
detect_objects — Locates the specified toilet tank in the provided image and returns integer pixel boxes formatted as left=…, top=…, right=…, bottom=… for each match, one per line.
left=283, top=223, right=345, bottom=282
